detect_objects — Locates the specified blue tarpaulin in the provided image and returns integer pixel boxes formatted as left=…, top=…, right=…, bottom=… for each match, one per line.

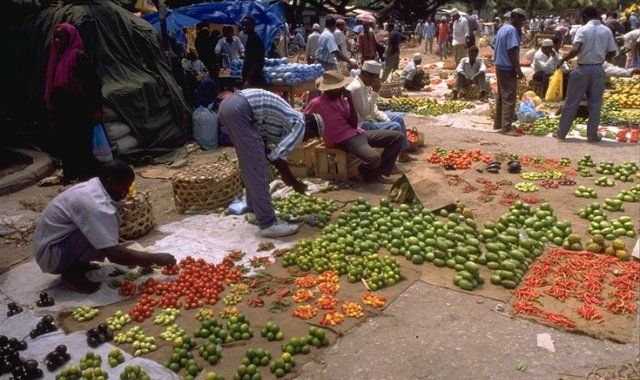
left=143, top=1, right=286, bottom=52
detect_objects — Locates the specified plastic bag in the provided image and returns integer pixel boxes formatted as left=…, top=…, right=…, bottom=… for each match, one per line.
left=192, top=105, right=218, bottom=150
left=92, top=123, right=114, bottom=163
left=545, top=69, right=563, bottom=102
left=516, top=99, right=541, bottom=123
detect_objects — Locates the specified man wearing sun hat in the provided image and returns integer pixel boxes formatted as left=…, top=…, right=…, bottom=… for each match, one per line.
left=217, top=89, right=324, bottom=238
left=531, top=38, right=561, bottom=96
left=347, top=60, right=416, bottom=163
left=400, top=53, right=428, bottom=91
left=305, top=71, right=404, bottom=184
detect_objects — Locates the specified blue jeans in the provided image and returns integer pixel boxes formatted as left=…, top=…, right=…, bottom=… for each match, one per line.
left=557, top=65, right=605, bottom=140
left=361, top=112, right=409, bottom=150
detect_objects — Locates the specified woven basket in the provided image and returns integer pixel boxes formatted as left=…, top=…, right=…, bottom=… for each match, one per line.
left=118, top=192, right=155, bottom=239
left=171, top=162, right=244, bottom=213
left=442, top=58, right=456, bottom=70
left=337, top=61, right=351, bottom=77
left=459, top=85, right=480, bottom=100
left=379, top=79, right=404, bottom=98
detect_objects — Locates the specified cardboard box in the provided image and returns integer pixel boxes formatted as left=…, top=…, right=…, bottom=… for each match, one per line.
left=314, top=144, right=362, bottom=181
left=286, top=138, right=322, bottom=178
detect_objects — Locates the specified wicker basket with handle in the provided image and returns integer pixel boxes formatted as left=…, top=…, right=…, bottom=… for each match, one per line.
left=118, top=192, right=154, bottom=239
left=171, top=162, right=244, bottom=213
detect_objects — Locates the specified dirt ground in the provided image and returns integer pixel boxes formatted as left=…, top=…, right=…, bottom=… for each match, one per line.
left=1, top=41, right=639, bottom=378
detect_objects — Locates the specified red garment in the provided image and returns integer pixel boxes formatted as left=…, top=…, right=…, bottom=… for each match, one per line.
left=437, top=22, right=450, bottom=43
left=304, top=94, right=363, bottom=147
left=357, top=30, right=377, bottom=60
left=44, top=23, right=85, bottom=110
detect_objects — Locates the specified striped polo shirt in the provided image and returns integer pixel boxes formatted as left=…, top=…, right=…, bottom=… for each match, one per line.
left=239, top=89, right=305, bottom=161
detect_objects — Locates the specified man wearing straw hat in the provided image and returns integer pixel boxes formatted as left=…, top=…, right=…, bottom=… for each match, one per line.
left=305, top=71, right=404, bottom=184
left=217, top=89, right=324, bottom=238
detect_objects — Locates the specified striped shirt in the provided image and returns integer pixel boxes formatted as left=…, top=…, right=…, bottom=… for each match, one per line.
left=239, top=89, right=305, bottom=161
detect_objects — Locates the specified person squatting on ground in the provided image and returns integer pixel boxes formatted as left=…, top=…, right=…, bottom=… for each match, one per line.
left=555, top=6, right=617, bottom=143
left=452, top=46, right=489, bottom=102
left=400, top=53, right=428, bottom=91
left=531, top=39, right=561, bottom=96
left=34, top=160, right=177, bottom=294
left=217, top=89, right=324, bottom=238
left=305, top=71, right=404, bottom=184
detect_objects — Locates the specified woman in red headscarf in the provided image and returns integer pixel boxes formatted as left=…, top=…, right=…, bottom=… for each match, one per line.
left=44, top=23, right=102, bottom=184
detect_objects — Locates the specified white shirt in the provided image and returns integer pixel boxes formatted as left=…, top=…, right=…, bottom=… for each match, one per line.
left=452, top=17, right=470, bottom=46
left=214, top=36, right=245, bottom=61
left=532, top=49, right=559, bottom=74
left=400, top=60, right=418, bottom=81
left=346, top=76, right=389, bottom=123
left=34, top=178, right=120, bottom=273
left=306, top=31, right=320, bottom=59
left=316, top=29, right=339, bottom=65
left=333, top=29, right=349, bottom=57
left=456, top=57, right=486, bottom=78
left=603, top=61, right=634, bottom=77
left=574, top=19, right=617, bottom=64
left=623, top=29, right=640, bottom=45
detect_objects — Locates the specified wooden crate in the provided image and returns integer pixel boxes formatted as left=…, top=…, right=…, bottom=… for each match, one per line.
left=314, top=144, right=362, bottom=181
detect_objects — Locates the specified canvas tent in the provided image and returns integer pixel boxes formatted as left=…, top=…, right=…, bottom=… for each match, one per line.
left=30, top=0, right=191, bottom=152
left=142, top=1, right=287, bottom=53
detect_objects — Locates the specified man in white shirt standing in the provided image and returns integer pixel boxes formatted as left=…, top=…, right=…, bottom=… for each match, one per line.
left=451, top=9, right=470, bottom=65
left=555, top=6, right=617, bottom=143
left=414, top=20, right=424, bottom=44
left=451, top=46, right=488, bottom=102
left=214, top=25, right=245, bottom=68
left=531, top=39, right=560, bottom=95
left=346, top=61, right=416, bottom=163
left=316, top=16, right=357, bottom=71
left=305, top=24, right=321, bottom=64
left=422, top=17, right=436, bottom=54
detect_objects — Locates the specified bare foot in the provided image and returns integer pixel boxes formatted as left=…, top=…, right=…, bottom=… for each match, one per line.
left=60, top=272, right=101, bottom=294
left=397, top=152, right=418, bottom=163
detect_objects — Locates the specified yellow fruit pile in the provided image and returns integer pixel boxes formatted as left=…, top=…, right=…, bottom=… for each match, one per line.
left=585, top=234, right=630, bottom=261
left=604, top=78, right=640, bottom=109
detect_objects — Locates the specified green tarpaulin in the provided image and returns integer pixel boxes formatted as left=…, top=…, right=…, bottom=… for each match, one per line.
left=33, top=0, right=189, bottom=150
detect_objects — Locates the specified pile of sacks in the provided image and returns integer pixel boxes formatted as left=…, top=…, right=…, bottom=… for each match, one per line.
left=102, top=106, right=138, bottom=152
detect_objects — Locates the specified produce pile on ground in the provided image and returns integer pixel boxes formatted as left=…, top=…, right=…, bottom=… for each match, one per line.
left=511, top=248, right=639, bottom=338
left=376, top=97, right=474, bottom=116
left=603, top=78, right=640, bottom=109
left=271, top=193, right=339, bottom=227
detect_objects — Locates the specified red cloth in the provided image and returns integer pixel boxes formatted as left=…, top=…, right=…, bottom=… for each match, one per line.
left=437, top=23, right=450, bottom=43
left=44, top=23, right=85, bottom=110
left=305, top=94, right=363, bottom=148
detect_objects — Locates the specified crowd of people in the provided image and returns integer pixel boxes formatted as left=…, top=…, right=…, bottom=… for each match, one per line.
left=37, top=5, right=640, bottom=293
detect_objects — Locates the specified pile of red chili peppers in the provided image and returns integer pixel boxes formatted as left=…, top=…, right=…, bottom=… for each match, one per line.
left=512, top=248, right=639, bottom=329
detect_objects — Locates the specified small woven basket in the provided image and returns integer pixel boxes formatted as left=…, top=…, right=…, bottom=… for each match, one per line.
left=171, top=162, right=244, bottom=213
left=459, top=85, right=480, bottom=100
left=405, top=128, right=420, bottom=153
left=118, top=192, right=155, bottom=239
left=379, top=78, right=404, bottom=98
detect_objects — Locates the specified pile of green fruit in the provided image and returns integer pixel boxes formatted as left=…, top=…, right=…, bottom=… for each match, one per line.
left=153, top=308, right=180, bottom=326
left=272, top=193, right=338, bottom=227
left=106, top=310, right=132, bottom=331
left=119, top=365, right=152, bottom=380
left=55, top=352, right=109, bottom=380
left=165, top=336, right=201, bottom=378
left=259, top=321, right=284, bottom=341
left=452, top=261, right=483, bottom=291
left=377, top=97, right=474, bottom=116
left=226, top=314, right=254, bottom=341
left=71, top=306, right=99, bottom=322
left=585, top=235, right=630, bottom=260
left=198, top=341, right=223, bottom=365
left=602, top=198, right=624, bottom=212
left=612, top=162, right=638, bottom=182
left=241, top=347, right=271, bottom=367
left=574, top=186, right=598, bottom=198
left=480, top=202, right=558, bottom=289
left=269, top=352, right=296, bottom=378
left=594, top=176, right=615, bottom=187
left=615, top=186, right=640, bottom=202
left=107, top=348, right=125, bottom=368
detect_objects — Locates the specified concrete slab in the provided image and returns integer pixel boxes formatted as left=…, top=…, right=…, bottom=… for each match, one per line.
left=0, top=148, right=53, bottom=196
left=299, top=281, right=638, bottom=379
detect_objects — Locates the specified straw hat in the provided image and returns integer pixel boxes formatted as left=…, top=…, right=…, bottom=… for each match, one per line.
left=316, top=71, right=353, bottom=91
